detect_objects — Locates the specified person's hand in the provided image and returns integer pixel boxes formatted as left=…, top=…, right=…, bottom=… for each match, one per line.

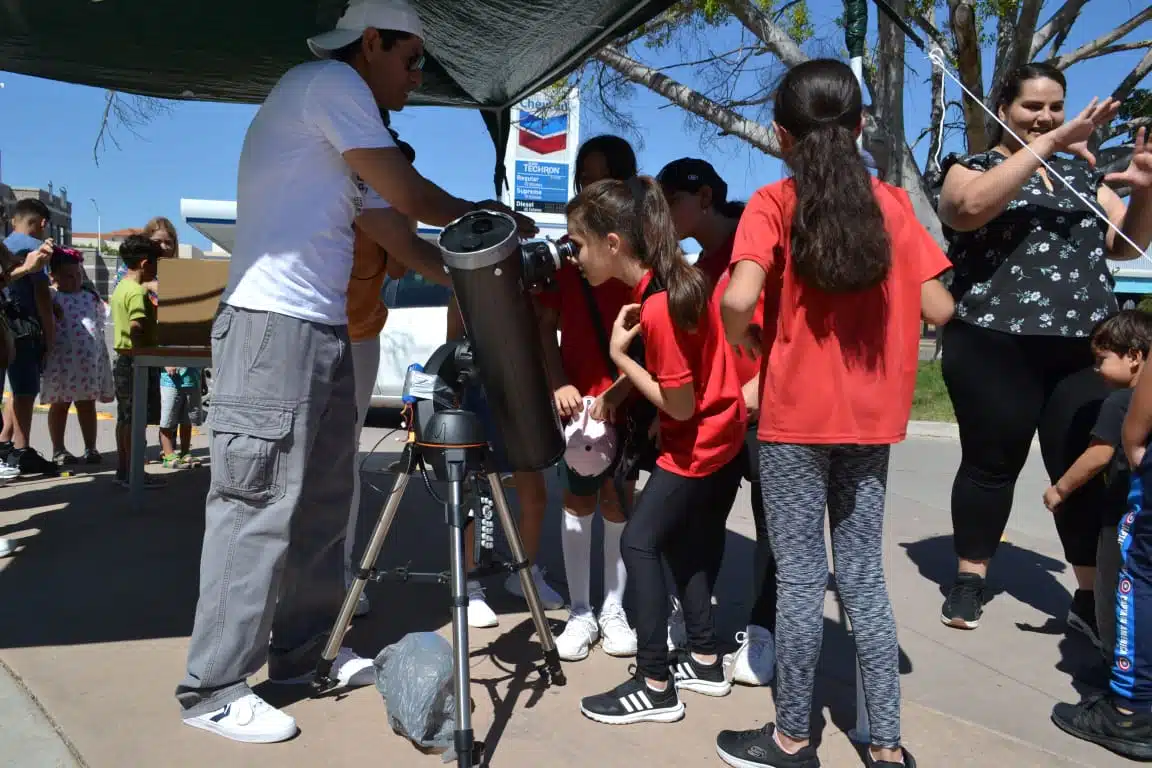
left=743, top=386, right=759, bottom=418
left=1105, top=127, right=1152, bottom=194
left=732, top=324, right=762, bottom=360
left=589, top=393, right=616, bottom=423
left=610, top=303, right=642, bottom=354
left=475, top=200, right=539, bottom=237
left=554, top=384, right=583, bottom=420
left=165, top=367, right=179, bottom=377
left=23, top=239, right=53, bottom=272
left=1043, top=486, right=1064, bottom=512
left=1037, top=97, right=1120, bottom=166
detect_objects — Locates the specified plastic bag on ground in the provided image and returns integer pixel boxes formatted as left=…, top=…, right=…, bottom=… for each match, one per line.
left=374, top=632, right=457, bottom=762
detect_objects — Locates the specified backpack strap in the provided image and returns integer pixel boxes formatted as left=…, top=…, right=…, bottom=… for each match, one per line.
left=576, top=274, right=618, bottom=381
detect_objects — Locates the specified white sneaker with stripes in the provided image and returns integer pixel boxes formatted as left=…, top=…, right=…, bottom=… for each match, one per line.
left=579, top=670, right=684, bottom=725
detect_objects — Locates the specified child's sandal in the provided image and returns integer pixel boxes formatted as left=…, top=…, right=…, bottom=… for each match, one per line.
left=179, top=453, right=202, bottom=468
left=161, top=453, right=183, bottom=470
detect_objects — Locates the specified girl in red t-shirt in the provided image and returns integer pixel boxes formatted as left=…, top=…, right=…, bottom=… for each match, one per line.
left=715, top=59, right=954, bottom=768
left=566, top=175, right=748, bottom=726
left=659, top=157, right=778, bottom=689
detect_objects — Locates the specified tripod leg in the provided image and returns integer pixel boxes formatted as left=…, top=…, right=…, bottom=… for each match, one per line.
left=485, top=473, right=567, bottom=686
left=446, top=474, right=477, bottom=768
left=312, top=453, right=412, bottom=695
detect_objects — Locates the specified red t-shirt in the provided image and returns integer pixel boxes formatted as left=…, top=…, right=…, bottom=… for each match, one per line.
left=634, top=272, right=748, bottom=477
left=732, top=178, right=950, bottom=445
left=698, top=234, right=765, bottom=387
left=537, top=262, right=633, bottom=398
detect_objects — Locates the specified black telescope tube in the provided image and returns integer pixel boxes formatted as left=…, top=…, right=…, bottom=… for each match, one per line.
left=438, top=211, right=565, bottom=472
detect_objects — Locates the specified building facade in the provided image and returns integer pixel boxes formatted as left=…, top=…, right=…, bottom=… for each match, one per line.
left=0, top=182, right=73, bottom=244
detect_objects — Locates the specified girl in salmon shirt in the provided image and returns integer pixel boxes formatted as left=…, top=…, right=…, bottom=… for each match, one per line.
left=659, top=157, right=778, bottom=689
left=568, top=175, right=747, bottom=726
left=716, top=59, right=955, bottom=768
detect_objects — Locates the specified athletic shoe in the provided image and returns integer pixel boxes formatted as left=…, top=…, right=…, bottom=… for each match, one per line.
left=555, top=612, right=599, bottom=661
left=1052, top=694, right=1152, bottom=761
left=599, top=602, right=638, bottom=657
left=52, top=450, right=78, bottom=466
left=941, top=573, right=985, bottom=630
left=671, top=649, right=731, bottom=697
left=504, top=564, right=565, bottom=610
left=268, top=646, right=375, bottom=689
left=467, top=580, right=499, bottom=628
left=864, top=745, right=918, bottom=767
left=8, top=447, right=59, bottom=477
left=716, top=723, right=820, bottom=768
left=0, top=465, right=20, bottom=486
left=580, top=668, right=684, bottom=725
left=0, top=538, right=15, bottom=558
left=1068, top=589, right=1102, bottom=649
left=183, top=693, right=298, bottom=744
left=668, top=594, right=687, bottom=651
left=83, top=449, right=102, bottom=465
left=724, top=625, right=776, bottom=686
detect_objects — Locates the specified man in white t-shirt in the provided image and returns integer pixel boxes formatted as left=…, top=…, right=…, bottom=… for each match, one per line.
left=175, top=0, right=534, bottom=744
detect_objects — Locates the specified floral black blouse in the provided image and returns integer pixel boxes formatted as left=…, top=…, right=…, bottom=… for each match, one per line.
left=939, top=151, right=1117, bottom=337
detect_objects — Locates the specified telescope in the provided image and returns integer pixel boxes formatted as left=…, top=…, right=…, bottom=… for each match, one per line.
left=314, top=210, right=572, bottom=767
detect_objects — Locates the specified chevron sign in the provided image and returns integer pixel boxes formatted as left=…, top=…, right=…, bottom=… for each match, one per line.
left=518, top=108, right=569, bottom=155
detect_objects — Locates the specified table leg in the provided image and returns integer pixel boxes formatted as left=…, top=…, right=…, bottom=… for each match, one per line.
left=130, top=360, right=148, bottom=509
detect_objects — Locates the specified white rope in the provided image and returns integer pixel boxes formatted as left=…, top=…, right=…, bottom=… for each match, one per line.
left=926, top=46, right=1145, bottom=258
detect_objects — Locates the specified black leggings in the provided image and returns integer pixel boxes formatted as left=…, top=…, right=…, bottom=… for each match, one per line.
left=621, top=454, right=743, bottom=681
left=942, top=320, right=1107, bottom=567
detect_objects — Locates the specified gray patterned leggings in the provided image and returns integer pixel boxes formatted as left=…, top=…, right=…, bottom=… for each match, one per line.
left=760, top=442, right=902, bottom=749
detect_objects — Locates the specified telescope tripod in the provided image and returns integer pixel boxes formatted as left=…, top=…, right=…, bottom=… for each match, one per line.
left=311, top=414, right=566, bottom=767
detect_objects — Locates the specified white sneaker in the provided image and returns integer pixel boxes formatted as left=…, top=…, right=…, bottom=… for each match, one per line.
left=598, top=603, right=638, bottom=657
left=269, top=647, right=375, bottom=690
left=0, top=538, right=14, bottom=558
left=723, top=625, right=776, bottom=686
left=667, top=595, right=687, bottom=652
left=555, top=612, right=599, bottom=661
left=504, top=565, right=565, bottom=610
left=183, top=693, right=298, bottom=744
left=0, top=466, right=18, bottom=486
left=468, top=580, right=499, bottom=628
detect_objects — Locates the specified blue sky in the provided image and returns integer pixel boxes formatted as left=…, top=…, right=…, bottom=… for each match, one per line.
left=0, top=0, right=1147, bottom=251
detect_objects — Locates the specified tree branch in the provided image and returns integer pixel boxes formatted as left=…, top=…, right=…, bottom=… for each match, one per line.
left=1053, top=40, right=1152, bottom=70
left=1113, top=48, right=1152, bottom=106
left=593, top=45, right=780, bottom=154
left=1047, top=7, right=1152, bottom=70
left=1030, top=0, right=1091, bottom=59
left=718, top=0, right=806, bottom=68
left=946, top=0, right=987, bottom=151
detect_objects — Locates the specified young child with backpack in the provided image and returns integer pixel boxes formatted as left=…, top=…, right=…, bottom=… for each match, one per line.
left=567, top=174, right=747, bottom=726
left=714, top=58, right=954, bottom=768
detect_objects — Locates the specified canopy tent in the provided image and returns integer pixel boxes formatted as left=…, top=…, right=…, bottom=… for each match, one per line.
left=0, top=0, right=676, bottom=192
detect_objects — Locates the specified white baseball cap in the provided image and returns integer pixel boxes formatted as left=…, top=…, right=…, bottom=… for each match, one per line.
left=563, top=397, right=618, bottom=478
left=307, top=0, right=426, bottom=59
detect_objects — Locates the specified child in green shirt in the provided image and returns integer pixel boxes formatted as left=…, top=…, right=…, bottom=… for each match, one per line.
left=110, top=235, right=162, bottom=488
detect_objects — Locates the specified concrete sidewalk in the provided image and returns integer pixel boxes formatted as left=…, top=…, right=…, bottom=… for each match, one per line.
left=0, top=412, right=1131, bottom=767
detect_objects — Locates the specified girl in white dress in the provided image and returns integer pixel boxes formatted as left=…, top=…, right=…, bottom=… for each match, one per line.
left=40, top=248, right=114, bottom=464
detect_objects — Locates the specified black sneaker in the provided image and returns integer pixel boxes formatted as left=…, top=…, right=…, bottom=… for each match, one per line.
left=716, top=723, right=820, bottom=768
left=579, top=668, right=685, bottom=725
left=83, top=449, right=102, bottom=465
left=1052, top=694, right=1152, bottom=761
left=10, top=448, right=60, bottom=477
left=0, top=441, right=12, bottom=462
left=671, top=649, right=731, bottom=697
left=52, top=450, right=78, bottom=466
left=864, top=745, right=918, bottom=767
left=941, top=573, right=985, bottom=629
left=1068, top=589, right=1103, bottom=649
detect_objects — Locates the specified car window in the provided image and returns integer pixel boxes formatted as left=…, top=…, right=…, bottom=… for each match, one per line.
left=382, top=270, right=453, bottom=309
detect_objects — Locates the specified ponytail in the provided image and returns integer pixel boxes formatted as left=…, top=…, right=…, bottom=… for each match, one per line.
left=776, top=58, right=890, bottom=293
left=567, top=176, right=709, bottom=328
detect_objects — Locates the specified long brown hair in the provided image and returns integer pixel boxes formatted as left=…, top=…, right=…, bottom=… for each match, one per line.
left=567, top=176, right=708, bottom=329
left=142, top=216, right=179, bottom=255
left=776, top=59, right=889, bottom=293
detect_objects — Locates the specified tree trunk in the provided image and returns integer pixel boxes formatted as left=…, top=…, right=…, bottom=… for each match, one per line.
left=947, top=0, right=987, bottom=151
left=875, top=0, right=907, bottom=186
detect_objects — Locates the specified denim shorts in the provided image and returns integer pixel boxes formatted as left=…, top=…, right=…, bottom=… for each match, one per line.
left=6, top=337, right=43, bottom=398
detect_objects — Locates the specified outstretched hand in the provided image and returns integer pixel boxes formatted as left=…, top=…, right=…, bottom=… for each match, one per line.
left=1105, top=127, right=1152, bottom=194
left=1041, top=97, right=1120, bottom=167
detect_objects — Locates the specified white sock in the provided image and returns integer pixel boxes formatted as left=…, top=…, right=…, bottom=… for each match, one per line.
left=561, top=510, right=593, bottom=616
left=602, top=518, right=627, bottom=612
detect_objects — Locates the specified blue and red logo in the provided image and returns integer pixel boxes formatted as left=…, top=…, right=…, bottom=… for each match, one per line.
left=518, top=109, right=568, bottom=155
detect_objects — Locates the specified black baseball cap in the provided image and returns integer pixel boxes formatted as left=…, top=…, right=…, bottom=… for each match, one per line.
left=656, top=158, right=729, bottom=203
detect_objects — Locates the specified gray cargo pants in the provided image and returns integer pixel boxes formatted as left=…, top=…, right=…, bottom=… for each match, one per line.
left=176, top=304, right=357, bottom=718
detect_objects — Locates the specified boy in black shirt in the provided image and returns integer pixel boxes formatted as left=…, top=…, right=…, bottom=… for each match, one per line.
left=1050, top=309, right=1152, bottom=761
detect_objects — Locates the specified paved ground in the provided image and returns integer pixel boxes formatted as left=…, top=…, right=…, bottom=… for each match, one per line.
left=0, top=410, right=1129, bottom=767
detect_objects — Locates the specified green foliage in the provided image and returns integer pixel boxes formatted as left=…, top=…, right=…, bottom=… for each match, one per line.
left=1137, top=294, right=1152, bottom=315
left=637, top=0, right=813, bottom=50
left=1121, top=89, right=1152, bottom=121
